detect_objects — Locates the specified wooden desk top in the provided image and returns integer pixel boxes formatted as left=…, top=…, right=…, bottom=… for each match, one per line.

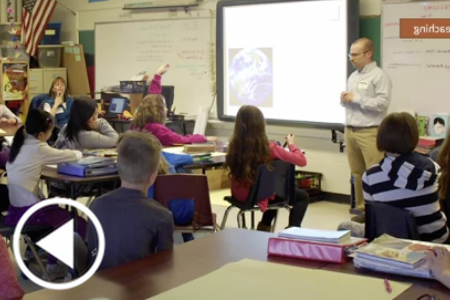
left=0, top=124, right=20, bottom=137
left=322, top=259, right=450, bottom=300
left=41, top=166, right=120, bottom=184
left=22, top=229, right=326, bottom=300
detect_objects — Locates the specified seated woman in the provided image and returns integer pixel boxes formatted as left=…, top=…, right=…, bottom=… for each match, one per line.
left=338, top=112, right=449, bottom=243
left=55, top=97, right=119, bottom=150
left=131, top=94, right=216, bottom=146
left=41, top=76, right=73, bottom=129
left=224, top=105, right=310, bottom=231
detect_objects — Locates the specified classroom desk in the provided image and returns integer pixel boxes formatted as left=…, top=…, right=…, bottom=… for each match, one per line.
left=105, top=117, right=193, bottom=135
left=322, top=259, right=450, bottom=300
left=41, top=166, right=120, bottom=200
left=183, top=155, right=226, bottom=172
left=22, top=229, right=327, bottom=300
left=0, top=124, right=20, bottom=137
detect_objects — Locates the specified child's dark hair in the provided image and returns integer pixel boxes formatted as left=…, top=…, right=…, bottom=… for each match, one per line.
left=64, top=97, right=98, bottom=143
left=9, top=109, right=54, bottom=163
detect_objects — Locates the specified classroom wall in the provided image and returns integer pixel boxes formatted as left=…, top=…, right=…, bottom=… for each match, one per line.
left=50, top=0, right=384, bottom=196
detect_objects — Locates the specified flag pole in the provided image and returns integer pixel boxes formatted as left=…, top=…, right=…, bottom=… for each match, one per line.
left=56, top=1, right=76, bottom=16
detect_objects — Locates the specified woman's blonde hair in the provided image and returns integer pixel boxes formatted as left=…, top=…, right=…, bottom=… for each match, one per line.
left=131, top=94, right=166, bottom=128
left=159, top=155, right=171, bottom=175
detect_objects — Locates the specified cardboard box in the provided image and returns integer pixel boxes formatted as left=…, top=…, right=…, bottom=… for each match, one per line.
left=62, top=45, right=90, bottom=97
left=194, top=168, right=230, bottom=191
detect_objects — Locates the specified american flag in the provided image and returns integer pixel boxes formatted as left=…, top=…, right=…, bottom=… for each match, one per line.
left=21, top=0, right=57, bottom=57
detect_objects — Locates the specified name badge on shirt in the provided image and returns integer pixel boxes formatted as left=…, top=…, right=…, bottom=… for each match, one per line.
left=357, top=81, right=369, bottom=90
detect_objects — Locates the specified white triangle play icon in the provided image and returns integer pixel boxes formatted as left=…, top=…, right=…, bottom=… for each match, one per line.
left=36, top=219, right=74, bottom=269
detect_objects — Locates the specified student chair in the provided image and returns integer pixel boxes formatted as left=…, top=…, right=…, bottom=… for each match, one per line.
left=364, top=202, right=420, bottom=242
left=0, top=174, right=54, bottom=281
left=153, top=174, right=219, bottom=234
left=220, top=160, right=295, bottom=232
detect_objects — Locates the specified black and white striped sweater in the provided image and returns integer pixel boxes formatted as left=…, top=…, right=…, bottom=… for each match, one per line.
left=363, top=153, right=449, bottom=243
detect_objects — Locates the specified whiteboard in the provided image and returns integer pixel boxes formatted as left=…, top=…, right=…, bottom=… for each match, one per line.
left=382, top=0, right=450, bottom=122
left=95, top=18, right=215, bottom=115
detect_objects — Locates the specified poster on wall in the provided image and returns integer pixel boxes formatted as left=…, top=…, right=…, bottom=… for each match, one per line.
left=2, top=62, right=28, bottom=101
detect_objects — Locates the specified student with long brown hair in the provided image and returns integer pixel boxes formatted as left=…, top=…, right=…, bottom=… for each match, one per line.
left=225, top=105, right=309, bottom=231
left=131, top=94, right=216, bottom=146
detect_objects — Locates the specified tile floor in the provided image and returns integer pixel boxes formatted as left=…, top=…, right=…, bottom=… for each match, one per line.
left=8, top=189, right=352, bottom=294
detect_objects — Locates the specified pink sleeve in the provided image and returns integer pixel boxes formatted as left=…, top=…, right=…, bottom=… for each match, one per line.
left=270, top=143, right=307, bottom=167
left=157, top=126, right=206, bottom=146
left=147, top=74, right=162, bottom=94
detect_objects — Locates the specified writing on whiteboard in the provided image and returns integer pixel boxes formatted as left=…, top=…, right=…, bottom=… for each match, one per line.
left=423, top=4, right=450, bottom=10
left=138, top=24, right=171, bottom=31
left=427, top=63, right=450, bottom=70
left=386, top=62, right=422, bottom=69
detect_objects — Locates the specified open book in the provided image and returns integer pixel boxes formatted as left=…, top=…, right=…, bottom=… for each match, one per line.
left=355, top=234, right=437, bottom=269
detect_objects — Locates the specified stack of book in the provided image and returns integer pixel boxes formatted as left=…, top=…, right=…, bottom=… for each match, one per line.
left=183, top=143, right=216, bottom=154
left=415, top=136, right=444, bottom=155
left=353, top=234, right=450, bottom=279
left=279, top=227, right=352, bottom=243
left=267, top=228, right=367, bottom=263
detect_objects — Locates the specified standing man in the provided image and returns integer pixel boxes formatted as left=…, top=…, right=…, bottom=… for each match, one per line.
left=341, top=37, right=392, bottom=220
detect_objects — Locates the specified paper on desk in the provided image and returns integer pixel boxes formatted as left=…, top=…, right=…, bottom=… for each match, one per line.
left=0, top=128, right=6, bottom=134
left=162, top=146, right=225, bottom=158
left=147, top=259, right=411, bottom=300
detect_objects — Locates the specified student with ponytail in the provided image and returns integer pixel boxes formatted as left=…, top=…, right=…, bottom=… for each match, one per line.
left=5, top=109, right=87, bottom=281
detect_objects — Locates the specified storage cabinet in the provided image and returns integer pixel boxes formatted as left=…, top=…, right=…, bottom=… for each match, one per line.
left=28, top=67, right=67, bottom=96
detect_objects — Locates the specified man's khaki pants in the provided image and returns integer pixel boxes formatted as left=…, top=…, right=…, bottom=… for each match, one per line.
left=345, top=127, right=384, bottom=210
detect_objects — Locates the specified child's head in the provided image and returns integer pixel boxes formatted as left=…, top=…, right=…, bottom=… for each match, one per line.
left=225, top=105, right=270, bottom=186
left=65, top=97, right=99, bottom=142
left=49, top=77, right=68, bottom=101
left=131, top=94, right=167, bottom=128
left=117, top=131, right=162, bottom=188
left=377, top=112, right=418, bottom=155
left=9, top=109, right=54, bottom=163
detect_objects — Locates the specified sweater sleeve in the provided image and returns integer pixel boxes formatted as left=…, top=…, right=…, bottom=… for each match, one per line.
left=0, top=104, right=22, bottom=124
left=77, top=119, right=119, bottom=149
left=157, top=125, right=206, bottom=146
left=38, top=143, right=82, bottom=165
left=148, top=74, right=162, bottom=94
left=162, top=151, right=194, bottom=167
left=270, top=142, right=307, bottom=167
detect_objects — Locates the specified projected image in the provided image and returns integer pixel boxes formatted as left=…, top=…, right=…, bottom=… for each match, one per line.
left=228, top=48, right=273, bottom=107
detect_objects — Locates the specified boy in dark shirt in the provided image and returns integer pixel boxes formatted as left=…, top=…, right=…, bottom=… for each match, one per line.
left=88, top=131, right=174, bottom=270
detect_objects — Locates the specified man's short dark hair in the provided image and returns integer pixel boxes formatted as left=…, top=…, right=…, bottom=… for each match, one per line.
left=117, top=131, right=162, bottom=184
left=377, top=112, right=419, bottom=155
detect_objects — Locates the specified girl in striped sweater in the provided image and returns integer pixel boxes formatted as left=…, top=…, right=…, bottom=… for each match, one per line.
left=339, top=112, right=449, bottom=243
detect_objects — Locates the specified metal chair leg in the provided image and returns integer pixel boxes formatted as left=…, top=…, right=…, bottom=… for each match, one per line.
left=271, top=209, right=279, bottom=233
left=237, top=210, right=245, bottom=228
left=251, top=211, right=255, bottom=230
left=85, top=196, right=95, bottom=208
left=23, top=235, right=52, bottom=282
left=220, top=206, right=234, bottom=230
left=242, top=213, right=247, bottom=229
